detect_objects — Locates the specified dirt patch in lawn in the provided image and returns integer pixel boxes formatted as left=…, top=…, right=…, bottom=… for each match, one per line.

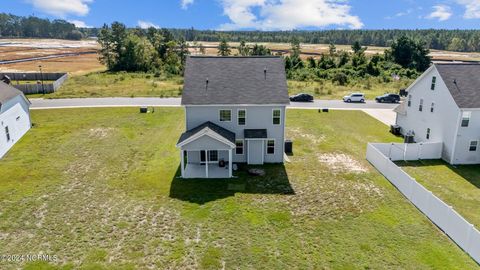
left=287, top=127, right=325, bottom=144
left=317, top=153, right=368, bottom=174
left=89, top=127, right=115, bottom=139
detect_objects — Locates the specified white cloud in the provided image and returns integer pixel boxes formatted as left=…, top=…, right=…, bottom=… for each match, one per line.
left=457, top=0, right=480, bottom=18
left=28, top=0, right=93, bottom=17
left=137, top=20, right=160, bottom=29
left=426, top=5, right=452, bottom=21
left=68, top=20, right=92, bottom=28
left=181, top=0, right=194, bottom=9
left=219, top=0, right=363, bottom=30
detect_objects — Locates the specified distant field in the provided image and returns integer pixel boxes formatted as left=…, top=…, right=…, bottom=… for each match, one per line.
left=0, top=39, right=104, bottom=75
left=190, top=41, right=480, bottom=61
left=1, top=39, right=478, bottom=75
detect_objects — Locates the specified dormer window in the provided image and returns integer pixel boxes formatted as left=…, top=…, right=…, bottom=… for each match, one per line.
left=431, top=76, right=436, bottom=90
left=461, top=111, right=471, bottom=127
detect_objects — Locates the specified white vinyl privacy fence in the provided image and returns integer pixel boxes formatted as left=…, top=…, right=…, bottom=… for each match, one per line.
left=366, top=142, right=480, bottom=264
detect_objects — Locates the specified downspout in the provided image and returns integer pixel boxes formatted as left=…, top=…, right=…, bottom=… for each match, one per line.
left=450, top=110, right=462, bottom=165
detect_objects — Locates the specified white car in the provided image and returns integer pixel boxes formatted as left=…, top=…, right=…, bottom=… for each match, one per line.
left=343, top=93, right=365, bottom=103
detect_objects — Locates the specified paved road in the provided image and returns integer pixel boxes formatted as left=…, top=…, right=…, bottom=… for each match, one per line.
left=0, top=51, right=97, bottom=65
left=30, top=97, right=398, bottom=110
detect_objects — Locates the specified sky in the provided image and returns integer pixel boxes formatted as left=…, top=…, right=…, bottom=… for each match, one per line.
left=2, top=0, right=480, bottom=30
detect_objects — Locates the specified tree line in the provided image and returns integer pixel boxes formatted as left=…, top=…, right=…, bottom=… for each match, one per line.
left=215, top=36, right=430, bottom=84
left=0, top=13, right=83, bottom=40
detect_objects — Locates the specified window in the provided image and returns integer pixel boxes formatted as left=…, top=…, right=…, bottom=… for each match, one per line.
left=430, top=102, right=435, bottom=113
left=462, top=112, right=471, bottom=127
left=235, top=140, right=244, bottom=155
left=200, top=150, right=206, bottom=163
left=267, top=140, right=275, bottom=154
left=209, top=150, right=218, bottom=162
left=238, top=109, right=246, bottom=126
left=5, top=126, right=10, bottom=142
left=426, top=128, right=431, bottom=140
left=431, top=76, right=436, bottom=90
left=419, top=99, right=423, bottom=112
left=469, top=141, right=478, bottom=152
left=407, top=95, right=412, bottom=107
left=273, top=109, right=281, bottom=125
left=219, top=110, right=231, bottom=122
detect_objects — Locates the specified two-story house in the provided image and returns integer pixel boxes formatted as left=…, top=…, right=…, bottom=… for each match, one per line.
left=176, top=56, right=290, bottom=178
left=395, top=63, right=480, bottom=165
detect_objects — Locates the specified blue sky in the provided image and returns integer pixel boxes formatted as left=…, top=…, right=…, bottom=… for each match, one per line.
left=2, top=0, right=480, bottom=30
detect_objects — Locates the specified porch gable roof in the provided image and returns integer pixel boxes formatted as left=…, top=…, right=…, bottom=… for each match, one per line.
left=177, top=121, right=236, bottom=148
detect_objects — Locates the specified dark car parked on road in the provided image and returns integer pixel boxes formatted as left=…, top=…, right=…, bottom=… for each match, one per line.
left=375, top=94, right=400, bottom=103
left=290, top=93, right=314, bottom=102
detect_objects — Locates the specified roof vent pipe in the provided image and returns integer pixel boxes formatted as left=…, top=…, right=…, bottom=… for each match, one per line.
left=206, top=77, right=209, bottom=91
left=264, top=67, right=267, bottom=80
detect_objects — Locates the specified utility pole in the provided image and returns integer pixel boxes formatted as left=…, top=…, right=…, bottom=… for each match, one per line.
left=38, top=65, right=45, bottom=95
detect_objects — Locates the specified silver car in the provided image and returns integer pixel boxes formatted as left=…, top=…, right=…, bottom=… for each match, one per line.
left=343, top=93, right=365, bottom=103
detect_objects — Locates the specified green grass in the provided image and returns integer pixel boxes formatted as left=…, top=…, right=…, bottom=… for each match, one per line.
left=44, top=72, right=184, bottom=98
left=34, top=72, right=413, bottom=100
left=0, top=108, right=477, bottom=269
left=399, top=160, right=480, bottom=228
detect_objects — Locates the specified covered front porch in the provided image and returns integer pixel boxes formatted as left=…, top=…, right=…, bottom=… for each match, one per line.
left=182, top=150, right=232, bottom=178
left=177, top=122, right=236, bottom=179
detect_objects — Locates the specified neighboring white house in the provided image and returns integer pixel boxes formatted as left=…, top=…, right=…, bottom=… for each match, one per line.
left=395, top=63, right=480, bottom=165
left=176, top=56, right=290, bottom=178
left=0, top=82, right=31, bottom=159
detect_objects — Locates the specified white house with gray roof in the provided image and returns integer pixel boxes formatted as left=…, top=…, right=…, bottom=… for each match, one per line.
left=176, top=56, right=290, bottom=178
left=395, top=63, right=480, bottom=164
left=0, top=81, right=31, bottom=159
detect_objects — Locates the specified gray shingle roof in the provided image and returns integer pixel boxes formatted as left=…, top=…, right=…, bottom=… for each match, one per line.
left=244, top=129, right=268, bottom=139
left=435, top=63, right=480, bottom=108
left=177, top=121, right=235, bottom=145
left=0, top=81, right=25, bottom=106
left=182, top=56, right=290, bottom=105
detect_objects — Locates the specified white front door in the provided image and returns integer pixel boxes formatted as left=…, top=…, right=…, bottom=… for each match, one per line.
left=247, top=140, right=264, bottom=165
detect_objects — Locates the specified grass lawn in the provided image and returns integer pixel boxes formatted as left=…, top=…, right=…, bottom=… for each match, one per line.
left=35, top=71, right=413, bottom=100
left=45, top=72, right=184, bottom=98
left=0, top=108, right=477, bottom=269
left=399, top=160, right=480, bottom=228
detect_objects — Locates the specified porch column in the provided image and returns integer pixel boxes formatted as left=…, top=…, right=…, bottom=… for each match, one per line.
left=228, top=149, right=232, bottom=178
left=180, top=150, right=185, bottom=178
left=205, top=150, right=209, bottom=178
